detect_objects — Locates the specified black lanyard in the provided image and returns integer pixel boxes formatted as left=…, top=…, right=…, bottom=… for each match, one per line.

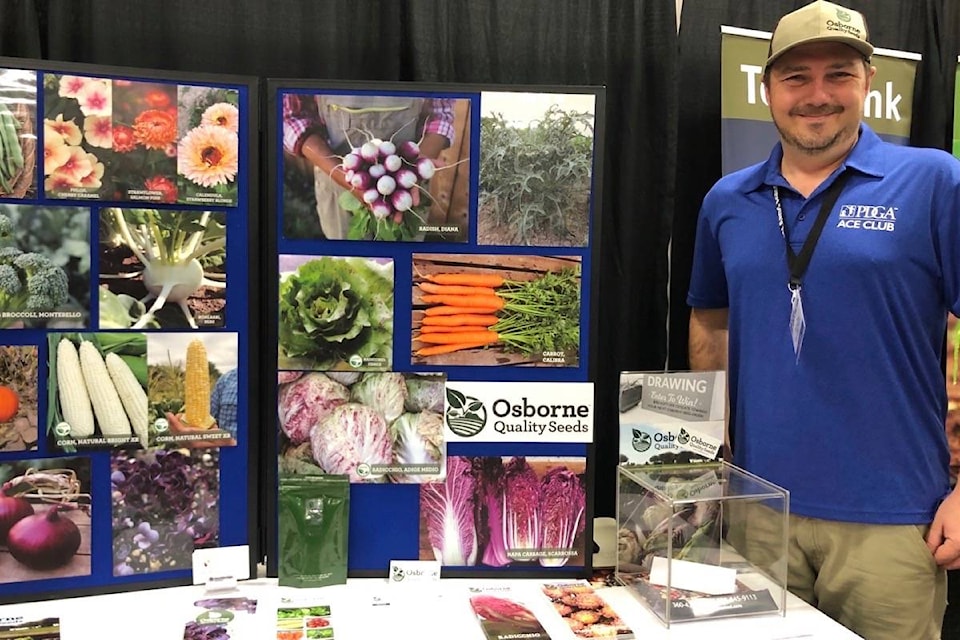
left=773, top=171, right=851, bottom=290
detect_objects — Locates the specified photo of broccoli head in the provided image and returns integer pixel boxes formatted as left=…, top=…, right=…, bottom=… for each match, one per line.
left=0, top=206, right=90, bottom=329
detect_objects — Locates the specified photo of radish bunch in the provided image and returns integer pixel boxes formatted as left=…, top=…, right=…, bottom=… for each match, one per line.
left=340, top=138, right=435, bottom=225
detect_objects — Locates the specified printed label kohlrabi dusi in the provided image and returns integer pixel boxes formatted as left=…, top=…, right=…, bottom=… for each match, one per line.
left=618, top=371, right=725, bottom=465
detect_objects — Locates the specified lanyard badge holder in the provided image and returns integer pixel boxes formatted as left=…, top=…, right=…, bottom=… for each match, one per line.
left=772, top=172, right=851, bottom=362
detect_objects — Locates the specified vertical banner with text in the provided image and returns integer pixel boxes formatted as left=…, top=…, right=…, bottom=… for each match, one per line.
left=946, top=58, right=960, bottom=484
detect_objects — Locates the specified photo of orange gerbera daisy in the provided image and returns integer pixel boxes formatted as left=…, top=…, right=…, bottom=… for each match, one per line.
left=177, top=124, right=238, bottom=188
left=132, top=109, right=178, bottom=150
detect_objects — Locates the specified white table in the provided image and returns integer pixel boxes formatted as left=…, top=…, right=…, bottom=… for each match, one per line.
left=0, top=575, right=862, bottom=639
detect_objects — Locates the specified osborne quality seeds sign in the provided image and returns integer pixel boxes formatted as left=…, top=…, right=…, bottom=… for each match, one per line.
left=444, top=381, right=594, bottom=443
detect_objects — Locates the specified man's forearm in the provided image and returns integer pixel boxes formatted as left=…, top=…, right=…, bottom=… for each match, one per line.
left=688, top=307, right=729, bottom=371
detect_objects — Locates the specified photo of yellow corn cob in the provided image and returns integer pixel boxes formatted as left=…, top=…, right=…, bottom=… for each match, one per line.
left=146, top=332, right=239, bottom=449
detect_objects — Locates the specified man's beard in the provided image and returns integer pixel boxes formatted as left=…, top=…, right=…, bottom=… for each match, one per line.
left=773, top=105, right=853, bottom=155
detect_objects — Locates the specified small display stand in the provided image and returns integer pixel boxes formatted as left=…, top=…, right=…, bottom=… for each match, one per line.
left=616, top=461, right=788, bottom=627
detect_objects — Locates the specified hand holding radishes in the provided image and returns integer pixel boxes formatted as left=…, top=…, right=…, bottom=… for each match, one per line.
left=333, top=135, right=445, bottom=241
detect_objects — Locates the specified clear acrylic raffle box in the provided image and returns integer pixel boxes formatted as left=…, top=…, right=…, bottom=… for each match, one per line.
left=616, top=461, right=789, bottom=627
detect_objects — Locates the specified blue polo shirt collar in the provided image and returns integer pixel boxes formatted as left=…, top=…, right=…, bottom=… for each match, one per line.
left=739, top=123, right=886, bottom=195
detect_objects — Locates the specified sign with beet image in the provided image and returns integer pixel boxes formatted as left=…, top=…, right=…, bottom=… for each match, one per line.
left=0, top=55, right=257, bottom=602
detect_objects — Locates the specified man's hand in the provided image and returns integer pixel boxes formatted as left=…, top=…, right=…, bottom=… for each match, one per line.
left=164, top=412, right=232, bottom=449
left=926, top=489, right=960, bottom=568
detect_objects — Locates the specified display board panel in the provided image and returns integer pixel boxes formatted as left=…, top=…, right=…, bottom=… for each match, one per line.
left=266, top=81, right=604, bottom=578
left=0, top=57, right=258, bottom=602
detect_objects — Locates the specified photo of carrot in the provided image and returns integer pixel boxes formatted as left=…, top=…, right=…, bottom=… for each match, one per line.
left=415, top=342, right=496, bottom=357
left=421, top=314, right=498, bottom=327
left=420, top=294, right=504, bottom=309
left=417, top=283, right=498, bottom=297
left=411, top=254, right=582, bottom=366
left=419, top=325, right=496, bottom=333
left=423, top=273, right=504, bottom=288
left=417, top=331, right=499, bottom=345
left=424, top=305, right=501, bottom=316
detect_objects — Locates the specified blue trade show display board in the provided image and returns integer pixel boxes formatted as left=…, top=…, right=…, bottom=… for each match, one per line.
left=266, top=80, right=604, bottom=578
left=0, top=57, right=259, bottom=602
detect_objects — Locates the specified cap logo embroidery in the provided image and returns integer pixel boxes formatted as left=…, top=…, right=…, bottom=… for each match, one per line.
left=836, top=9, right=851, bottom=22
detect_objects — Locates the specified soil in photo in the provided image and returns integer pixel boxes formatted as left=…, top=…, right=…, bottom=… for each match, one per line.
left=477, top=190, right=590, bottom=248
left=100, top=244, right=225, bottom=328
left=0, top=345, right=38, bottom=452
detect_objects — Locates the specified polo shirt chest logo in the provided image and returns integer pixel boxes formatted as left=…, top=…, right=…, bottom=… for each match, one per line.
left=836, top=203, right=898, bottom=232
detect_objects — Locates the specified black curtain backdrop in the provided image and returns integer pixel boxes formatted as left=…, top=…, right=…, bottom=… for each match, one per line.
left=0, top=1, right=678, bottom=520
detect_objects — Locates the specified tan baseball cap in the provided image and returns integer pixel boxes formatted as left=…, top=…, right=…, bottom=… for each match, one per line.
left=766, top=0, right=873, bottom=69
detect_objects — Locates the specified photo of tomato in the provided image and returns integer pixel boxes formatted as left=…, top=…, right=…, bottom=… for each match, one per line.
left=305, top=617, right=330, bottom=628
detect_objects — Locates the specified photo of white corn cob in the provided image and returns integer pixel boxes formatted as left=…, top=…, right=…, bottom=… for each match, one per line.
left=56, top=338, right=95, bottom=438
left=105, top=352, right=148, bottom=447
left=78, top=340, right=131, bottom=437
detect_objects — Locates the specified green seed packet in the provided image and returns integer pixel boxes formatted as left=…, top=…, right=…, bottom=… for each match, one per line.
left=278, top=474, right=350, bottom=588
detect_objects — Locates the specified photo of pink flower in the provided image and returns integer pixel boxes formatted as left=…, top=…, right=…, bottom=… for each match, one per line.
left=112, top=125, right=136, bottom=153
left=75, top=79, right=110, bottom=117
left=83, top=115, right=112, bottom=149
left=43, top=127, right=71, bottom=175
left=43, top=75, right=241, bottom=205
left=47, top=113, right=82, bottom=145
left=43, top=73, right=113, bottom=200
left=58, top=75, right=88, bottom=99
left=176, top=86, right=240, bottom=206
left=42, top=118, right=102, bottom=196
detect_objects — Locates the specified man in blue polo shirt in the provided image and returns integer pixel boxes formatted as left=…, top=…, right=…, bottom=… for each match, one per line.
left=687, top=1, right=960, bottom=638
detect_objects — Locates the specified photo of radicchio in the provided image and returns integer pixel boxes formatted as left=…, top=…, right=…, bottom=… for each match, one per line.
left=277, top=370, right=446, bottom=483
left=469, top=591, right=550, bottom=640
left=419, top=455, right=586, bottom=568
left=110, top=448, right=219, bottom=576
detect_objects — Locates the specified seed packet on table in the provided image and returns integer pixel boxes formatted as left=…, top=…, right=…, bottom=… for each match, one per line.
left=467, top=585, right=553, bottom=640
left=0, top=617, right=61, bottom=639
left=277, top=474, right=350, bottom=588
left=541, top=581, right=634, bottom=639
left=183, top=596, right=258, bottom=639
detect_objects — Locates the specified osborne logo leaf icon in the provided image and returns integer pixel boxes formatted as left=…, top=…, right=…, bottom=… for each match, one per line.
left=631, top=429, right=652, bottom=453
left=678, top=427, right=690, bottom=445
left=445, top=387, right=487, bottom=437
left=836, top=9, right=851, bottom=22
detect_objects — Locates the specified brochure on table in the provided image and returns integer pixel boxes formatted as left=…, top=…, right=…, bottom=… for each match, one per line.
left=0, top=57, right=258, bottom=602
left=266, top=80, right=604, bottom=578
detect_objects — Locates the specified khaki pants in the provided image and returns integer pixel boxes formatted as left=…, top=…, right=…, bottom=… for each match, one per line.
left=730, top=505, right=946, bottom=640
